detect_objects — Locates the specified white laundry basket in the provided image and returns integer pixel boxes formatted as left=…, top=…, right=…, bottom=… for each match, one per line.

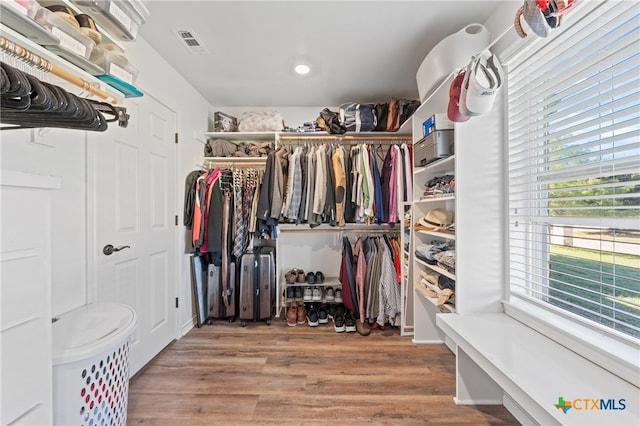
left=52, top=303, right=136, bottom=426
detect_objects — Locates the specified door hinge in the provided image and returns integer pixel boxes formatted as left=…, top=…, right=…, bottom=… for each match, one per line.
left=175, top=215, right=179, bottom=226
left=175, top=133, right=179, bottom=144
left=175, top=297, right=179, bottom=308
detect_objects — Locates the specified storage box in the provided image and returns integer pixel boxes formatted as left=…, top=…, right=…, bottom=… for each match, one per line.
left=71, top=0, right=148, bottom=41
left=214, top=111, right=238, bottom=132
left=35, top=6, right=95, bottom=59
left=90, top=45, right=138, bottom=84
left=0, top=0, right=60, bottom=45
left=414, top=130, right=454, bottom=167
left=1, top=0, right=39, bottom=19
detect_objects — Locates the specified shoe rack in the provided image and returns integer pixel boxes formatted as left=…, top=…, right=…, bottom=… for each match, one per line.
left=275, top=224, right=399, bottom=318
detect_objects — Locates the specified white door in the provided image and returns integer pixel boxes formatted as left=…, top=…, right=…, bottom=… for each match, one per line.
left=87, top=94, right=177, bottom=375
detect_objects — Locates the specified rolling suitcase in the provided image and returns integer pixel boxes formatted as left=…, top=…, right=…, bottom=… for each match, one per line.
left=207, top=261, right=237, bottom=322
left=238, top=247, right=275, bottom=327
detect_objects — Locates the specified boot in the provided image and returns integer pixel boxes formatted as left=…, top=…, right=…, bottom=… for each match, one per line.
left=287, top=303, right=297, bottom=327
left=297, top=301, right=307, bottom=325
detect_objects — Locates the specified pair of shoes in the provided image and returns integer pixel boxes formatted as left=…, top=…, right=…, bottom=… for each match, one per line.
left=303, top=287, right=312, bottom=301
left=344, top=311, right=356, bottom=333
left=305, top=271, right=325, bottom=284
left=287, top=303, right=297, bottom=326
left=325, top=287, right=335, bottom=301
left=355, top=319, right=370, bottom=336
left=297, top=301, right=306, bottom=325
left=334, top=288, right=343, bottom=303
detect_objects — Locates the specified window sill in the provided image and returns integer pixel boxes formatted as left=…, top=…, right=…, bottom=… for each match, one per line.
left=503, top=298, right=640, bottom=388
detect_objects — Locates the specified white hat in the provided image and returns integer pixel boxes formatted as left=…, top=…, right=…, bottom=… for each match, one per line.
left=462, top=50, right=504, bottom=116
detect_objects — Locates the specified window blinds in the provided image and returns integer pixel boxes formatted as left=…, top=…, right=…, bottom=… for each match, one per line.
left=506, top=0, right=640, bottom=339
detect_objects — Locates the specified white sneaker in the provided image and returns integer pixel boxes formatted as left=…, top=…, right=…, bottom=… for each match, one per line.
left=303, top=286, right=312, bottom=301
left=312, top=286, right=322, bottom=301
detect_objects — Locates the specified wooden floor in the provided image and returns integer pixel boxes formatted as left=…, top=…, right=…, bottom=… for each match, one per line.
left=127, top=316, right=519, bottom=425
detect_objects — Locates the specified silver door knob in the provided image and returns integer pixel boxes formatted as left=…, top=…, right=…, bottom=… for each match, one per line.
left=103, top=244, right=131, bottom=255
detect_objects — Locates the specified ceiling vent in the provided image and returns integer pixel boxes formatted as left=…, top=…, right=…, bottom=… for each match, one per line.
left=176, top=29, right=208, bottom=54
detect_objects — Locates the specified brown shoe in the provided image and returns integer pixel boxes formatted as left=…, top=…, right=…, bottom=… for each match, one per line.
left=287, top=303, right=297, bottom=327
left=297, top=301, right=306, bottom=325
left=355, top=320, right=371, bottom=336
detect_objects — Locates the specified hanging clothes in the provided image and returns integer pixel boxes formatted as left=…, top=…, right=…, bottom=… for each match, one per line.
left=339, top=236, right=358, bottom=314
left=332, top=146, right=346, bottom=227
left=370, top=145, right=385, bottom=224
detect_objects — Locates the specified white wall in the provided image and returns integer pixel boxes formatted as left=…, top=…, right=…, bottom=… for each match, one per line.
left=0, top=127, right=88, bottom=316
left=0, top=36, right=210, bottom=333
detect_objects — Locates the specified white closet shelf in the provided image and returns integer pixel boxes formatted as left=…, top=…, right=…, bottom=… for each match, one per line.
left=414, top=155, right=455, bottom=175
left=414, top=257, right=455, bottom=280
left=415, top=229, right=455, bottom=240
left=0, top=24, right=123, bottom=103
left=204, top=131, right=276, bottom=141
left=204, top=130, right=413, bottom=142
left=415, top=282, right=455, bottom=313
left=282, top=280, right=340, bottom=288
left=278, top=223, right=400, bottom=233
left=416, top=195, right=456, bottom=203
left=203, top=157, right=268, bottom=166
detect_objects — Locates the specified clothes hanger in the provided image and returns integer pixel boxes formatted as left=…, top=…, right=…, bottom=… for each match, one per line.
left=1, top=61, right=127, bottom=131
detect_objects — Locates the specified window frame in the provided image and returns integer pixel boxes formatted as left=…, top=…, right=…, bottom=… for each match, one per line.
left=501, top=0, right=640, bottom=384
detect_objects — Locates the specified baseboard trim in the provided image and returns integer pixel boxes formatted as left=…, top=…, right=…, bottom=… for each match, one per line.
left=411, top=338, right=444, bottom=344
left=504, top=392, right=539, bottom=426
left=454, top=397, right=503, bottom=405
left=181, top=317, right=196, bottom=336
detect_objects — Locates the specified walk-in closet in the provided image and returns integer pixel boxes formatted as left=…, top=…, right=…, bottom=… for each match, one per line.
left=2, top=1, right=638, bottom=425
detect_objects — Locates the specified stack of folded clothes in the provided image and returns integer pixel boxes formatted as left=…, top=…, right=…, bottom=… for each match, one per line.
left=422, top=174, right=455, bottom=198
left=414, top=240, right=455, bottom=266
left=204, top=139, right=274, bottom=157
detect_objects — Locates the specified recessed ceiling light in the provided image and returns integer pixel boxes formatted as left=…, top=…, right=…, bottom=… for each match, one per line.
left=294, top=64, right=311, bottom=75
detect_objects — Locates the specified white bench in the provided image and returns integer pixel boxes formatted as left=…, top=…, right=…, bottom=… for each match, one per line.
left=436, top=313, right=639, bottom=426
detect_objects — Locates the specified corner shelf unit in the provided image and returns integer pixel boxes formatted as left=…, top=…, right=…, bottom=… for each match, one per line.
left=404, top=73, right=458, bottom=345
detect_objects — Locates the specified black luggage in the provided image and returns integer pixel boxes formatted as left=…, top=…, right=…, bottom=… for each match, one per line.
left=207, top=261, right=237, bottom=322
left=238, top=247, right=275, bottom=327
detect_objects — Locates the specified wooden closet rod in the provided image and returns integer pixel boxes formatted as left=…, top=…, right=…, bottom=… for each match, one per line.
left=279, top=134, right=411, bottom=142
left=0, top=36, right=119, bottom=104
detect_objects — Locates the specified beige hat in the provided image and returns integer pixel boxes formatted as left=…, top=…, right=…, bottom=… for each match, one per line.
left=419, top=208, right=454, bottom=230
